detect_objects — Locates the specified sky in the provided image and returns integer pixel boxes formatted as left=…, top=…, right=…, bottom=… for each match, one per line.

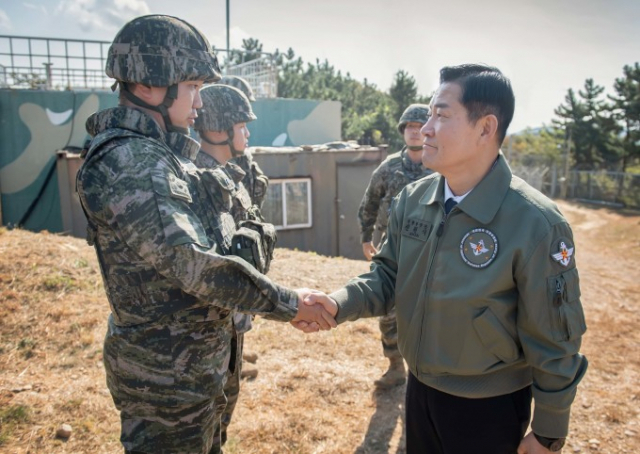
left=1, top=0, right=639, bottom=133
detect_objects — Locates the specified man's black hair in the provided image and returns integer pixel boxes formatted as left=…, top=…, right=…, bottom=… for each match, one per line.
left=440, top=64, right=515, bottom=145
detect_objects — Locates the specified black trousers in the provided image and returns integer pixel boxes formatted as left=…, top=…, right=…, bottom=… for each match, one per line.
left=405, top=373, right=532, bottom=454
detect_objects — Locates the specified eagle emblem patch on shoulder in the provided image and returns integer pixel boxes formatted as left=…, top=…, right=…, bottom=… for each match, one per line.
left=551, top=240, right=574, bottom=267
left=460, top=228, right=498, bottom=268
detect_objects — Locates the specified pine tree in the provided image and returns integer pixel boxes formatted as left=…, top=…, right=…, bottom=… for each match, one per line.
left=578, top=79, right=621, bottom=169
left=609, top=63, right=640, bottom=172
left=389, top=70, right=419, bottom=121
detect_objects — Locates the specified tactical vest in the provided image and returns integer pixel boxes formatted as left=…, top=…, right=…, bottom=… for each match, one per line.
left=78, top=129, right=229, bottom=327
left=197, top=164, right=276, bottom=275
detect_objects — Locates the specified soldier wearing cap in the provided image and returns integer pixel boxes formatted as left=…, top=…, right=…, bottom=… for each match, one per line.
left=357, top=103, right=432, bottom=389
left=76, top=15, right=336, bottom=454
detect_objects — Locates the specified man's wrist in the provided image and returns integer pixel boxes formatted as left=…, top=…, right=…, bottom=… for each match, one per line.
left=533, top=433, right=566, bottom=452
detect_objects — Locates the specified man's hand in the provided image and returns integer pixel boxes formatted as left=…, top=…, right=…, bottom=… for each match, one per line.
left=517, top=432, right=559, bottom=454
left=290, top=288, right=337, bottom=333
left=362, top=242, right=377, bottom=261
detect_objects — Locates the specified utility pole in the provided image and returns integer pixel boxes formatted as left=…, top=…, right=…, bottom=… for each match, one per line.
left=226, top=0, right=230, bottom=68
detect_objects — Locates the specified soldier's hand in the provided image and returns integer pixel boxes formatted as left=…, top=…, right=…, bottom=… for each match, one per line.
left=362, top=242, right=377, bottom=261
left=290, top=289, right=337, bottom=333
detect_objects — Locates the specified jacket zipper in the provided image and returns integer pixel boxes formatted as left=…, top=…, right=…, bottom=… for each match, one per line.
left=414, top=205, right=453, bottom=369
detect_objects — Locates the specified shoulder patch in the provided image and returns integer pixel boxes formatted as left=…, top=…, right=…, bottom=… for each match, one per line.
left=551, top=238, right=574, bottom=267
left=460, top=228, right=498, bottom=268
left=167, top=173, right=192, bottom=203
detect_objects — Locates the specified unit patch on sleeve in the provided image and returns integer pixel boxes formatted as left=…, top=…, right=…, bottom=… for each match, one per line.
left=460, top=228, right=498, bottom=268
left=551, top=239, right=574, bottom=267
left=401, top=217, right=432, bottom=241
left=168, top=174, right=193, bottom=203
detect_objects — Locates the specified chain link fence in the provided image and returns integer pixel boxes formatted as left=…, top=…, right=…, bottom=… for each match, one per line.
left=512, top=162, right=640, bottom=209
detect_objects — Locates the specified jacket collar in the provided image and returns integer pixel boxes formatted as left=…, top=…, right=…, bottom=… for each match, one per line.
left=86, top=106, right=200, bottom=161
left=420, top=152, right=512, bottom=225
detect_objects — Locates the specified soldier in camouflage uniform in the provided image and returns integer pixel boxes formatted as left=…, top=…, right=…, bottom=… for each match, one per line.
left=215, top=76, right=265, bottom=379
left=76, top=15, right=336, bottom=454
left=357, top=104, right=432, bottom=389
left=216, top=75, right=269, bottom=209
left=193, top=84, right=267, bottom=448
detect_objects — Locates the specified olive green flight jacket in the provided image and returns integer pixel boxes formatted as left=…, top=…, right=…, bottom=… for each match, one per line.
left=332, top=154, right=588, bottom=439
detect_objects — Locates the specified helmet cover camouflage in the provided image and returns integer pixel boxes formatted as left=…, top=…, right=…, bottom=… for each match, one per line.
left=397, top=103, right=430, bottom=134
left=195, top=84, right=257, bottom=132
left=218, top=75, right=256, bottom=101
left=106, top=14, right=221, bottom=86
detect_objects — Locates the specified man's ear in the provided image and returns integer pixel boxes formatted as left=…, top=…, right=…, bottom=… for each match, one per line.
left=479, top=114, right=499, bottom=143
left=130, top=83, right=154, bottom=102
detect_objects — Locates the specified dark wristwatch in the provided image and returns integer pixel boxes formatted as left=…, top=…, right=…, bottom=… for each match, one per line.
left=534, top=433, right=566, bottom=452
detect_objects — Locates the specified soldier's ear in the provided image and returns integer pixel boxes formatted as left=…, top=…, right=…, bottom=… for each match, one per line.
left=130, top=83, right=154, bottom=102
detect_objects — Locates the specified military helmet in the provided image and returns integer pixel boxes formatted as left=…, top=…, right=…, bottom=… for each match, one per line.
left=397, top=104, right=430, bottom=134
left=218, top=75, right=256, bottom=102
left=106, top=14, right=221, bottom=86
left=195, top=84, right=257, bottom=132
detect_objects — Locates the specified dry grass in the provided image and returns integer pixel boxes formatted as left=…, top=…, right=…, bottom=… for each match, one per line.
left=1, top=200, right=639, bottom=453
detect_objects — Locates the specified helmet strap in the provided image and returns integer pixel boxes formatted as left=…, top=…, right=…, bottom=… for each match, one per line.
left=118, top=82, right=189, bottom=135
left=408, top=145, right=423, bottom=151
left=200, top=133, right=230, bottom=147
left=199, top=128, right=243, bottom=156
left=227, top=128, right=244, bottom=157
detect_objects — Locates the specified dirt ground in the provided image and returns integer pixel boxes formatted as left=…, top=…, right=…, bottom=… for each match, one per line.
left=0, top=200, right=638, bottom=454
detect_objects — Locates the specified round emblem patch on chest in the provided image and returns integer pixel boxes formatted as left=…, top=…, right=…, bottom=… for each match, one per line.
left=460, top=228, right=498, bottom=268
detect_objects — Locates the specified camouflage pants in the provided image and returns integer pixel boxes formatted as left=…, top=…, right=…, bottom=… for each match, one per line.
left=219, top=330, right=244, bottom=448
left=379, top=306, right=401, bottom=359
left=104, top=314, right=232, bottom=454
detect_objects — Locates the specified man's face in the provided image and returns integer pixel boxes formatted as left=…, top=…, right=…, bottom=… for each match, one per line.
left=420, top=82, right=482, bottom=176
left=403, top=121, right=424, bottom=148
left=167, top=80, right=205, bottom=130
left=232, top=122, right=250, bottom=153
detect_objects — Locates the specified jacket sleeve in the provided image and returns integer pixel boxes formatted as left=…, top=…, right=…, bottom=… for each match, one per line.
left=358, top=162, right=388, bottom=243
left=516, top=221, right=588, bottom=438
left=333, top=190, right=401, bottom=322
left=94, top=145, right=298, bottom=322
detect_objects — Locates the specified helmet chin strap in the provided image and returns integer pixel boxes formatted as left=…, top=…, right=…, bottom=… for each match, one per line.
left=199, top=128, right=243, bottom=157
left=408, top=145, right=423, bottom=151
left=117, top=82, right=189, bottom=135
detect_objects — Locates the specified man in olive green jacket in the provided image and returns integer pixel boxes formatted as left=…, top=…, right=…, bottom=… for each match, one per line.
left=300, top=64, right=587, bottom=454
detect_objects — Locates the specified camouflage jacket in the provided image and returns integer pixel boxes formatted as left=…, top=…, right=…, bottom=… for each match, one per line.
left=231, top=149, right=269, bottom=209
left=195, top=151, right=261, bottom=222
left=76, top=107, right=299, bottom=453
left=194, top=151, right=265, bottom=334
left=358, top=148, right=432, bottom=243
left=77, top=106, right=298, bottom=326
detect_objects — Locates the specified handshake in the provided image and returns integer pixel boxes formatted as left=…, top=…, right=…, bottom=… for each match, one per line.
left=290, top=288, right=338, bottom=333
